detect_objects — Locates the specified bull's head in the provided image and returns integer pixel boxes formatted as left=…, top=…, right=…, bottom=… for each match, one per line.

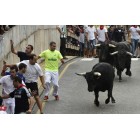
left=110, top=44, right=133, bottom=57
left=75, top=71, right=101, bottom=92
left=110, top=47, right=133, bottom=70
left=95, top=44, right=116, bottom=48
left=95, top=44, right=116, bottom=61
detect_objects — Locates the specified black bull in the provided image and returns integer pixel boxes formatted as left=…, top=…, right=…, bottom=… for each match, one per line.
left=95, top=42, right=133, bottom=81
left=76, top=62, right=115, bottom=106
left=95, top=43, right=116, bottom=66
left=111, top=42, right=133, bottom=81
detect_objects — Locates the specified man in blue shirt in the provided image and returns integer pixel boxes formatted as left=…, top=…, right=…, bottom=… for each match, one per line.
left=1, top=61, right=27, bottom=83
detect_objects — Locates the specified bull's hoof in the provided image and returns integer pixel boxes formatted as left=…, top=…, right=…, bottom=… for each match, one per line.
left=125, top=71, right=132, bottom=76
left=94, top=100, right=100, bottom=107
left=105, top=99, right=110, bottom=104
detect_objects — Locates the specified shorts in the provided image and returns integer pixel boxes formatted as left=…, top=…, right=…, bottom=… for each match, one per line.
left=25, top=82, right=39, bottom=96
left=87, top=39, right=96, bottom=50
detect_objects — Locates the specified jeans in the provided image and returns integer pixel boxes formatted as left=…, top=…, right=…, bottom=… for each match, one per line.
left=79, top=42, right=84, bottom=56
left=60, top=38, right=66, bottom=57
left=87, top=39, right=96, bottom=51
left=131, top=39, right=139, bottom=55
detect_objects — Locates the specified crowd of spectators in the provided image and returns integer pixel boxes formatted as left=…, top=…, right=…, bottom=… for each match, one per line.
left=65, top=25, right=140, bottom=58
left=0, top=25, right=15, bottom=41
left=0, top=25, right=15, bottom=35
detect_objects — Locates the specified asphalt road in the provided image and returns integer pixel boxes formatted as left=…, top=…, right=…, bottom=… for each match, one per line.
left=41, top=57, right=140, bottom=114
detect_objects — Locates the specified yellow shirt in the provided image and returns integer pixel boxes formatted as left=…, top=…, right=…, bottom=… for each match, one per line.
left=39, top=49, right=63, bottom=71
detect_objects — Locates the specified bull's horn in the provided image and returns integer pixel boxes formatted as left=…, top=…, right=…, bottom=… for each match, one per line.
left=109, top=44, right=116, bottom=47
left=94, top=72, right=101, bottom=76
left=110, top=51, right=118, bottom=55
left=95, top=44, right=101, bottom=47
left=75, top=72, right=86, bottom=76
left=126, top=51, right=133, bottom=56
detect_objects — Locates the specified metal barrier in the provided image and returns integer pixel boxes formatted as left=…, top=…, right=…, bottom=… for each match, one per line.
left=66, top=31, right=80, bottom=56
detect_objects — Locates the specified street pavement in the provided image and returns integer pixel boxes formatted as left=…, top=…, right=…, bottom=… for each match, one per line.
left=40, top=57, right=140, bottom=114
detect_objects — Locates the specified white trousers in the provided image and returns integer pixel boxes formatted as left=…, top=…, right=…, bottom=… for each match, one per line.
left=44, top=71, right=59, bottom=96
left=2, top=89, right=15, bottom=114
left=4, top=102, right=15, bottom=114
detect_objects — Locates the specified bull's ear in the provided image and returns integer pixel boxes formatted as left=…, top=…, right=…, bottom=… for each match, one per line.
left=75, top=72, right=86, bottom=77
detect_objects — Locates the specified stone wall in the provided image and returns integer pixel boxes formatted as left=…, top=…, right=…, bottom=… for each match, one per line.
left=0, top=25, right=60, bottom=70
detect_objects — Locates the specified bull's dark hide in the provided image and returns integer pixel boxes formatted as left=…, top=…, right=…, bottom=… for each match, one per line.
left=76, top=62, right=115, bottom=106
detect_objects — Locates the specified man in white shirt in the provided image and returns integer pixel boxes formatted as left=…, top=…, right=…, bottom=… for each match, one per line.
left=0, top=66, right=18, bottom=114
left=128, top=25, right=140, bottom=56
left=96, top=25, right=109, bottom=44
left=17, top=54, right=45, bottom=114
left=86, top=25, right=97, bottom=57
left=57, top=25, right=68, bottom=59
left=78, top=25, right=85, bottom=57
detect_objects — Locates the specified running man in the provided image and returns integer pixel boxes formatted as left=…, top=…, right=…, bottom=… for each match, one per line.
left=36, top=41, right=64, bottom=101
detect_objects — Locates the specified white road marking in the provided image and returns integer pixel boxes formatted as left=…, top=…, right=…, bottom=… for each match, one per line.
left=81, top=58, right=94, bottom=61
left=131, top=58, right=139, bottom=61
left=81, top=58, right=139, bottom=61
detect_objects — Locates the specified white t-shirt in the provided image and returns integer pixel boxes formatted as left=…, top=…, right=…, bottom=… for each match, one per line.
left=97, top=27, right=107, bottom=42
left=0, top=75, right=15, bottom=105
left=17, top=60, right=43, bottom=83
left=129, top=26, right=140, bottom=39
left=86, top=26, right=96, bottom=40
left=79, top=32, right=85, bottom=43
left=58, top=25, right=67, bottom=38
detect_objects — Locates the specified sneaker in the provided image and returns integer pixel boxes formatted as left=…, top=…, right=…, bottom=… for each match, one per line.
left=44, top=96, right=48, bottom=101
left=55, top=95, right=59, bottom=101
